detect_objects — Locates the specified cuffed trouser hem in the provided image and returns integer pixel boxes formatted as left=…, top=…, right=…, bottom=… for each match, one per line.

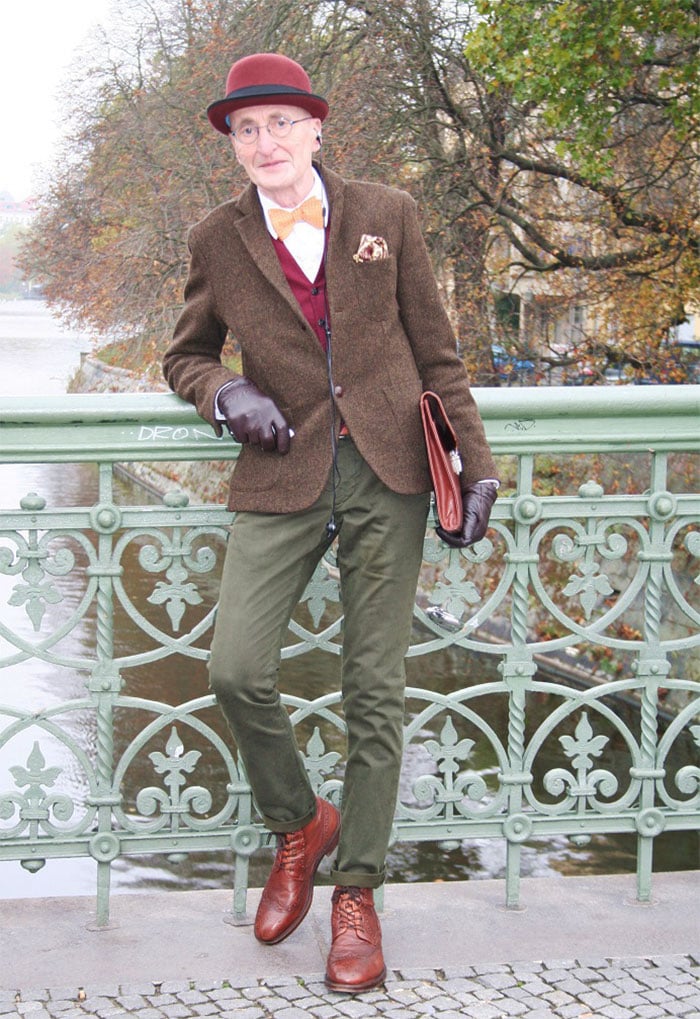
left=260, top=798, right=317, bottom=834
left=329, top=868, right=386, bottom=890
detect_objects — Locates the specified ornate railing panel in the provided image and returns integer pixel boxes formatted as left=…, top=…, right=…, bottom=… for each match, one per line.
left=0, top=386, right=698, bottom=924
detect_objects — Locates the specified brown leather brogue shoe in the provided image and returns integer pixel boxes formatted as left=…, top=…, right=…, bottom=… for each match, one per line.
left=325, top=886, right=387, bottom=993
left=254, top=796, right=340, bottom=945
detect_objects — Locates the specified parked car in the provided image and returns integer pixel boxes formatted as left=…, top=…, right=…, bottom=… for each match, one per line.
left=491, top=344, right=536, bottom=384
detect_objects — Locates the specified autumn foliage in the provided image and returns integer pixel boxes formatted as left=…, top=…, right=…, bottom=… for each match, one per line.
left=18, top=0, right=700, bottom=384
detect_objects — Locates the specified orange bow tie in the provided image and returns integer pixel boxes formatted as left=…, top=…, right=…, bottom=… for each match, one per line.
left=269, top=197, right=324, bottom=240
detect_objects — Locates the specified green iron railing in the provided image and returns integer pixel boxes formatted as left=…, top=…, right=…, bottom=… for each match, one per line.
left=0, top=385, right=698, bottom=925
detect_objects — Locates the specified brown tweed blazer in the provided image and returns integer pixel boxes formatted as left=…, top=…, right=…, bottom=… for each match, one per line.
left=163, top=166, right=498, bottom=513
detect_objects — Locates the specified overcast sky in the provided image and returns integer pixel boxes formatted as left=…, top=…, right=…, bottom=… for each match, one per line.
left=1, top=0, right=112, bottom=200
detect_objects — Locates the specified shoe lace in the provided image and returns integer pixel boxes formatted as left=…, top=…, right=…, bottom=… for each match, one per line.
left=333, top=887, right=366, bottom=933
left=274, top=829, right=305, bottom=872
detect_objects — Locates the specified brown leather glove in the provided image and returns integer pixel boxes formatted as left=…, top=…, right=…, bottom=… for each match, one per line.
left=219, top=377, right=291, bottom=454
left=436, top=481, right=497, bottom=548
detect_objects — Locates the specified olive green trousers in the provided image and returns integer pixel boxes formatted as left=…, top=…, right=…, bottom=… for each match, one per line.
left=208, top=437, right=430, bottom=888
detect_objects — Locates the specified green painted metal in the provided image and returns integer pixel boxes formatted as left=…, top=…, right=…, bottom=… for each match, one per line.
left=0, top=385, right=698, bottom=925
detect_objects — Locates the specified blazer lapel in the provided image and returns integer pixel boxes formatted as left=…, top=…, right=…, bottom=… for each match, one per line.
left=233, top=184, right=307, bottom=324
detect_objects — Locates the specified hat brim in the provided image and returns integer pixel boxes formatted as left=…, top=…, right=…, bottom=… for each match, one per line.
left=207, top=85, right=328, bottom=135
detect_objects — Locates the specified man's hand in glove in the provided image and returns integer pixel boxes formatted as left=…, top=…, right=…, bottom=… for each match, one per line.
left=219, top=377, right=291, bottom=454
left=436, top=481, right=497, bottom=548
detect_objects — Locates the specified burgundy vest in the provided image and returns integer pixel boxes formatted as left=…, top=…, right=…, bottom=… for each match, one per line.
left=272, top=235, right=329, bottom=351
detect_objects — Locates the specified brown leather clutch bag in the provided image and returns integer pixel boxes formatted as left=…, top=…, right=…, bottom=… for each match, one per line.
left=420, top=391, right=463, bottom=533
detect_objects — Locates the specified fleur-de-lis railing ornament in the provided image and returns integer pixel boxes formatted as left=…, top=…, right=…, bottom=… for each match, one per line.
left=0, top=741, right=74, bottom=836
left=561, top=563, right=614, bottom=620
left=139, top=532, right=216, bottom=632
left=299, top=557, right=341, bottom=629
left=301, top=727, right=341, bottom=792
left=136, top=726, right=212, bottom=830
left=411, top=716, right=487, bottom=817
left=147, top=559, right=203, bottom=632
left=428, top=556, right=481, bottom=623
left=544, top=712, right=618, bottom=805
left=553, top=518, right=627, bottom=621
left=1, top=530, right=75, bottom=632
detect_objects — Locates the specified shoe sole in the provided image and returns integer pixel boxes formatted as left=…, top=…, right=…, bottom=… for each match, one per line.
left=255, top=813, right=341, bottom=945
left=324, top=966, right=388, bottom=994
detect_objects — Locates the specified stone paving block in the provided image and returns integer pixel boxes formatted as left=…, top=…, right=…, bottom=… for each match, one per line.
left=190, top=1006, right=220, bottom=1016
left=115, top=996, right=149, bottom=1011
left=217, top=1009, right=264, bottom=1019
left=175, top=993, right=210, bottom=1006
left=477, top=972, right=518, bottom=991
left=674, top=986, right=700, bottom=1000
left=157, top=1005, right=193, bottom=1018
left=441, top=967, right=477, bottom=980
left=570, top=967, right=601, bottom=982
left=577, top=990, right=612, bottom=1011
left=542, top=989, right=575, bottom=1007
left=113, top=1010, right=164, bottom=1019
left=632, top=1007, right=667, bottom=1019
left=643, top=989, right=676, bottom=1005
left=471, top=965, right=512, bottom=977
left=146, top=995, right=179, bottom=1007
left=274, top=985, right=311, bottom=1003
left=598, top=1005, right=635, bottom=1019
left=458, top=1002, right=502, bottom=1019
left=673, top=1003, right=699, bottom=1017
left=588, top=981, right=620, bottom=999
left=550, top=978, right=590, bottom=996
left=510, top=962, right=544, bottom=974
left=612, top=992, right=648, bottom=1007
left=334, top=1000, right=381, bottom=1018
left=267, top=1007, right=311, bottom=1019
left=519, top=980, right=553, bottom=997
left=439, top=979, right=482, bottom=995
left=496, top=999, right=529, bottom=1016
left=206, top=989, right=244, bottom=1003
left=307, top=1007, right=341, bottom=1019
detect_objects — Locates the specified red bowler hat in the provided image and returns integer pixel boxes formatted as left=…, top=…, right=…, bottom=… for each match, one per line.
left=207, top=53, right=328, bottom=135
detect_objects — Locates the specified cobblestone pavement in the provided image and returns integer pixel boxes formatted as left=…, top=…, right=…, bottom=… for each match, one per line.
left=2, top=955, right=698, bottom=1019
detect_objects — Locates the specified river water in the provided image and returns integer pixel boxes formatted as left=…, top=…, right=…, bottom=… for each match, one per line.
left=0, top=300, right=695, bottom=899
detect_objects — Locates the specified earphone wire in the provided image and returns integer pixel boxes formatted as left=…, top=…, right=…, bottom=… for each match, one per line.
left=316, top=149, right=340, bottom=542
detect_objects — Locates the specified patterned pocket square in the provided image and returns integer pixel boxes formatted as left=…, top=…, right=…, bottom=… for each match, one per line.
left=353, top=234, right=389, bottom=262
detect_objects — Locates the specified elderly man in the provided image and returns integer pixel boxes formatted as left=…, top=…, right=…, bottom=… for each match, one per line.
left=163, top=52, right=498, bottom=992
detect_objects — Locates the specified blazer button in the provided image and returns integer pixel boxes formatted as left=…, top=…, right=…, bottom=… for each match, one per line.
left=334, top=384, right=344, bottom=398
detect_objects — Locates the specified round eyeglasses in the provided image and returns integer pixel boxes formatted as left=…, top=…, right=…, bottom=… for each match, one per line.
left=230, top=115, right=314, bottom=145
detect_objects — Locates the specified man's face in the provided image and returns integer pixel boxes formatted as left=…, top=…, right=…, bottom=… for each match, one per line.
left=229, top=103, right=322, bottom=207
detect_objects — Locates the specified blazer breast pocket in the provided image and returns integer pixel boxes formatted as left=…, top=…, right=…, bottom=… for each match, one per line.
left=350, top=256, right=397, bottom=321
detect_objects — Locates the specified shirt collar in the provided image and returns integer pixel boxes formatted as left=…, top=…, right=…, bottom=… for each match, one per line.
left=258, top=168, right=328, bottom=239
